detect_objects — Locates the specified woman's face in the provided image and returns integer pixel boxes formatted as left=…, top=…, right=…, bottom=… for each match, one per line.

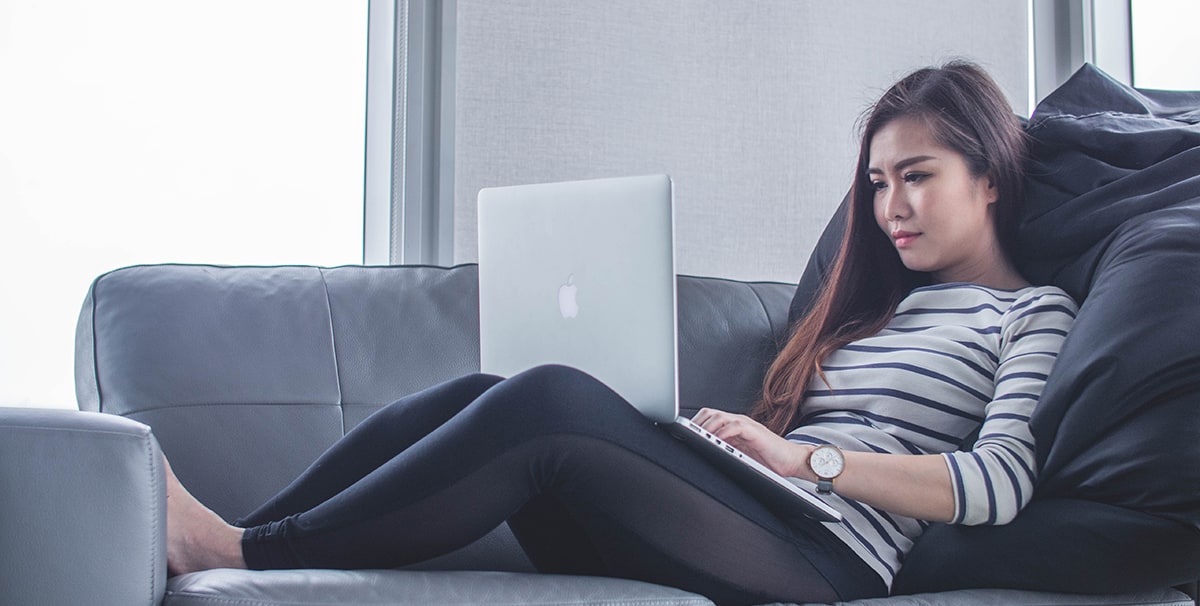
left=868, top=116, right=1001, bottom=285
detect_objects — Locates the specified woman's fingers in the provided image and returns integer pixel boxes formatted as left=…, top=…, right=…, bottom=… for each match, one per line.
left=692, top=411, right=803, bottom=476
left=695, top=409, right=750, bottom=441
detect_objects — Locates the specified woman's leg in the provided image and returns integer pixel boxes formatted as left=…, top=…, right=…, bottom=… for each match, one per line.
left=165, top=373, right=504, bottom=575
left=501, top=434, right=880, bottom=605
left=237, top=373, right=504, bottom=526
left=228, top=365, right=883, bottom=604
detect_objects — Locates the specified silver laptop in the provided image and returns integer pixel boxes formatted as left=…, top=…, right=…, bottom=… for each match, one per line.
left=477, top=174, right=841, bottom=523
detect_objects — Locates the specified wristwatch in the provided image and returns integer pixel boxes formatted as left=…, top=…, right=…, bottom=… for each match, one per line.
left=808, top=444, right=845, bottom=494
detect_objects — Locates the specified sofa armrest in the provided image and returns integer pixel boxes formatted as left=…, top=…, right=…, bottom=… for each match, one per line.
left=0, top=408, right=166, bottom=606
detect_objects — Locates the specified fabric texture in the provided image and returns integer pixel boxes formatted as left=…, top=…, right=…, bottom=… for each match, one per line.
left=789, top=64, right=1200, bottom=594
left=785, top=284, right=1075, bottom=586
left=900, top=64, right=1200, bottom=595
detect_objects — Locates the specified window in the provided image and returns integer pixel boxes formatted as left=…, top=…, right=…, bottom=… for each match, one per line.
left=0, top=0, right=368, bottom=408
left=1131, top=0, right=1200, bottom=90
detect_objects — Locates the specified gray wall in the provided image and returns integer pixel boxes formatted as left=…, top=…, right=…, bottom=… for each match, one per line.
left=453, top=1, right=1029, bottom=282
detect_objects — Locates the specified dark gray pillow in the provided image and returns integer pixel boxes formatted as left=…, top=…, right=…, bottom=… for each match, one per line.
left=792, top=64, right=1200, bottom=594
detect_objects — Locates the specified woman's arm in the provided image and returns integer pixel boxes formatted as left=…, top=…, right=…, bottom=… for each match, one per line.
left=694, top=287, right=1079, bottom=525
left=692, top=409, right=956, bottom=522
left=936, top=289, right=1077, bottom=525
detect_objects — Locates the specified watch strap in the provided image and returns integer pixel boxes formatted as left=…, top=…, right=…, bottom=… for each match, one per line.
left=817, top=478, right=834, bottom=494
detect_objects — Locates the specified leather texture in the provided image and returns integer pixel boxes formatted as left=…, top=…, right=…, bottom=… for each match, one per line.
left=0, top=408, right=165, bottom=606
left=165, top=569, right=713, bottom=606
left=61, top=262, right=1195, bottom=605
left=676, top=275, right=793, bottom=417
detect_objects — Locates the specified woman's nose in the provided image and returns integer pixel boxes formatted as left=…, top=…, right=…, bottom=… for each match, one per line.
left=882, top=187, right=910, bottom=221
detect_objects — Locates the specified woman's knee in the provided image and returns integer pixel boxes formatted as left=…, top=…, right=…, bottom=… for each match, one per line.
left=508, top=364, right=612, bottom=399
left=372, top=373, right=504, bottom=422
left=454, top=372, right=506, bottom=396
left=491, top=364, right=632, bottom=423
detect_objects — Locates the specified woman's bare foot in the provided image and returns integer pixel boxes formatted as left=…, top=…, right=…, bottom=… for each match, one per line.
left=164, top=457, right=248, bottom=575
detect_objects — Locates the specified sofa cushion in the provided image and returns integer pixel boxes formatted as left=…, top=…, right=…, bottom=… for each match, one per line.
left=903, top=65, right=1200, bottom=595
left=164, top=569, right=1192, bottom=606
left=790, top=64, right=1200, bottom=595
left=164, top=569, right=714, bottom=606
left=76, top=265, right=794, bottom=520
left=677, top=275, right=794, bottom=418
left=894, top=498, right=1200, bottom=596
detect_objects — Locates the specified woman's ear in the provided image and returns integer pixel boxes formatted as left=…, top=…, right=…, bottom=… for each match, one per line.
left=983, top=174, right=1000, bottom=205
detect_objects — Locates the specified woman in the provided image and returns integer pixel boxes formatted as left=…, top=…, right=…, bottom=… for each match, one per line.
left=166, top=61, right=1077, bottom=604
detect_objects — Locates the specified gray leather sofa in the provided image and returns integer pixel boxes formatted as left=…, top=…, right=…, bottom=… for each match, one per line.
left=0, top=262, right=1193, bottom=606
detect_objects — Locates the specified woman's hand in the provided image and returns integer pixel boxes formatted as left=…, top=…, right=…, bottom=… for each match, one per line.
left=692, top=410, right=956, bottom=522
left=691, top=408, right=813, bottom=479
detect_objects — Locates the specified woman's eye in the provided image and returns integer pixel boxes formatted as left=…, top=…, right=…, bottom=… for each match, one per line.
left=871, top=180, right=887, bottom=192
left=903, top=172, right=928, bottom=184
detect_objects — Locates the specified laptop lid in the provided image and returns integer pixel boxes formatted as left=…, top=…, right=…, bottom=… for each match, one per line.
left=477, top=174, right=678, bottom=423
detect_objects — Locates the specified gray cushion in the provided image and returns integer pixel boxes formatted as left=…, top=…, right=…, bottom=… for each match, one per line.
left=165, top=569, right=714, bottom=606
left=164, top=570, right=1192, bottom=606
left=75, top=264, right=795, bottom=524
left=676, top=275, right=793, bottom=417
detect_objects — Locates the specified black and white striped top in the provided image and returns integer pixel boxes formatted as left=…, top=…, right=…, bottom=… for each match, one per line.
left=786, top=283, right=1077, bottom=587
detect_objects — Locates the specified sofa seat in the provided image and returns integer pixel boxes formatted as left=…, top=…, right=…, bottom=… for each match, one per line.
left=166, top=569, right=712, bottom=606
left=164, top=569, right=1194, bottom=606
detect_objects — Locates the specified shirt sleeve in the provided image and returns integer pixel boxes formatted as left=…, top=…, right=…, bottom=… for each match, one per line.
left=942, top=288, right=1078, bottom=525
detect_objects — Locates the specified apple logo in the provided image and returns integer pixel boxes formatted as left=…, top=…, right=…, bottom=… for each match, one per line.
left=558, top=274, right=579, bottom=319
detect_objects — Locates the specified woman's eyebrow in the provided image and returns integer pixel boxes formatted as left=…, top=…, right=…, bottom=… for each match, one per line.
left=868, top=155, right=938, bottom=175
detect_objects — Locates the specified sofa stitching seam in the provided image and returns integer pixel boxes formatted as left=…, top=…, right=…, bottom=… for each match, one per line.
left=1026, top=110, right=1194, bottom=136
left=91, top=279, right=104, bottom=412
left=146, top=430, right=160, bottom=599
left=317, top=268, right=345, bottom=436
left=113, top=401, right=345, bottom=417
left=743, top=282, right=778, bottom=346
left=163, top=591, right=711, bottom=606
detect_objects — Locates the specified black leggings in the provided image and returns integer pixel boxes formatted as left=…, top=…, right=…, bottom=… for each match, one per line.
left=236, top=365, right=885, bottom=605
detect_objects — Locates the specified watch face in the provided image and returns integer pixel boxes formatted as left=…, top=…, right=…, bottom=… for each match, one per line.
left=810, top=446, right=845, bottom=479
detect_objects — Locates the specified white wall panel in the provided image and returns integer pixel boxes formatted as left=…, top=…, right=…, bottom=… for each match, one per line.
left=453, top=0, right=1028, bottom=282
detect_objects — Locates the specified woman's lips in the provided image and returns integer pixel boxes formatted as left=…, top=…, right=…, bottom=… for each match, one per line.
left=891, top=231, right=920, bottom=248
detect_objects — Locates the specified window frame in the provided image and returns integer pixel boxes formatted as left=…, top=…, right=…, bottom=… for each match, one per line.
left=1031, top=0, right=1132, bottom=106
left=364, top=0, right=456, bottom=266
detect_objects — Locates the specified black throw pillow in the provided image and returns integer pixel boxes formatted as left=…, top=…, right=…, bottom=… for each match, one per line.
left=791, top=64, right=1200, bottom=594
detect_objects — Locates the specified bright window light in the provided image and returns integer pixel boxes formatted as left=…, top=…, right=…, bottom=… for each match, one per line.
left=0, top=1, right=368, bottom=408
left=1131, top=0, right=1200, bottom=90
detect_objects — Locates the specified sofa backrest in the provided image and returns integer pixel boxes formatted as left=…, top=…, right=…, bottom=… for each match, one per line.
left=75, top=263, right=794, bottom=521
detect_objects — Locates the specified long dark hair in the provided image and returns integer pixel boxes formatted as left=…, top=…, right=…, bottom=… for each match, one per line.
left=753, top=60, right=1029, bottom=435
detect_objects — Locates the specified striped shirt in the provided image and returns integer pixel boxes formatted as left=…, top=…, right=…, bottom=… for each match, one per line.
left=785, top=282, right=1077, bottom=587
